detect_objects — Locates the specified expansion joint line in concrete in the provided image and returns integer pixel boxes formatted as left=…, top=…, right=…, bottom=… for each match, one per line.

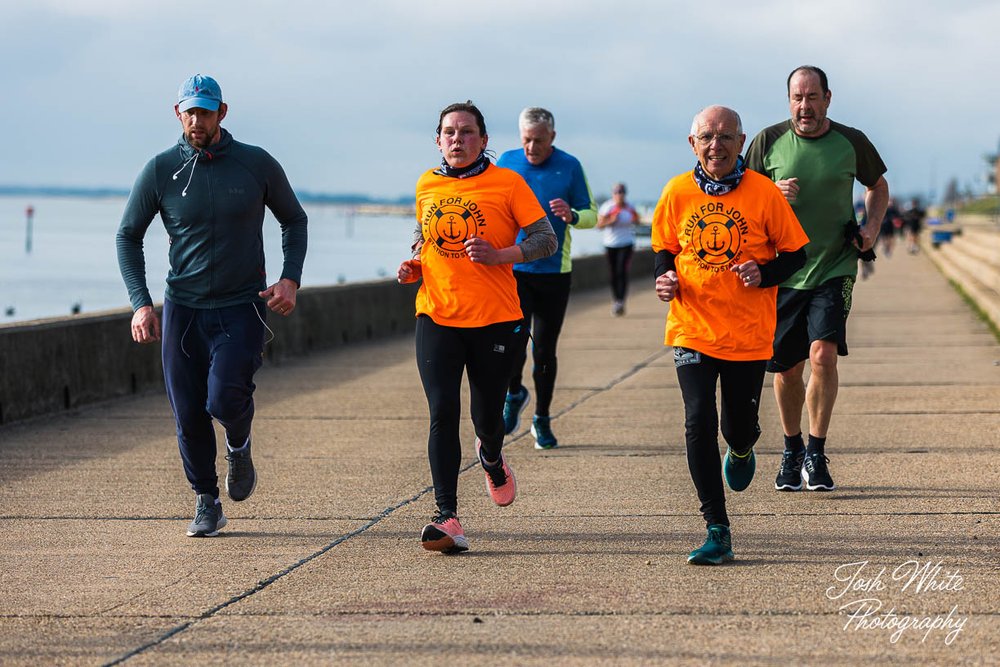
left=105, top=347, right=670, bottom=665
left=505, top=347, right=671, bottom=447
left=103, top=486, right=433, bottom=666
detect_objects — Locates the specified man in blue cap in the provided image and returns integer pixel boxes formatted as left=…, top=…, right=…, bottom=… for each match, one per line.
left=116, top=74, right=308, bottom=537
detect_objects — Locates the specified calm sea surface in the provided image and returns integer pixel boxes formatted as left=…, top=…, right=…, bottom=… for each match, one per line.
left=0, top=195, right=619, bottom=325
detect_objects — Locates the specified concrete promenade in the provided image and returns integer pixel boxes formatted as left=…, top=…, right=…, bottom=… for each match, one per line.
left=1, top=248, right=998, bottom=665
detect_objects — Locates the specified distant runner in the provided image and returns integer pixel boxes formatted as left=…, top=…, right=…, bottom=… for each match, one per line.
left=597, top=182, right=642, bottom=316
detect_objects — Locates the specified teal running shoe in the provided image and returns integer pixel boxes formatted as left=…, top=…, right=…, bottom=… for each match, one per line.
left=503, top=386, right=530, bottom=435
left=687, top=524, right=734, bottom=565
left=723, top=446, right=755, bottom=492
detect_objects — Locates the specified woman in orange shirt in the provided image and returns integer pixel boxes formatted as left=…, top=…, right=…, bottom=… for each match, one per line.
left=397, top=101, right=556, bottom=553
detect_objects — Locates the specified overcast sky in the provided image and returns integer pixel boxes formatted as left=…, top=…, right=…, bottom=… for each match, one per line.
left=2, top=0, right=997, bottom=204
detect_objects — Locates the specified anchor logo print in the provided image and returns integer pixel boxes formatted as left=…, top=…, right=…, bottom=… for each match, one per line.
left=692, top=213, right=742, bottom=267
left=429, top=203, right=481, bottom=253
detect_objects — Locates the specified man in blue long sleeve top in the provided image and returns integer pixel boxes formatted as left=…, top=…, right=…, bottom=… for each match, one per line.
left=497, top=107, right=597, bottom=449
left=116, top=74, right=308, bottom=537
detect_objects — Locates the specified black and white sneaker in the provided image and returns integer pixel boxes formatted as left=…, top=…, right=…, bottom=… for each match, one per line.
left=774, top=449, right=805, bottom=491
left=802, top=453, right=835, bottom=491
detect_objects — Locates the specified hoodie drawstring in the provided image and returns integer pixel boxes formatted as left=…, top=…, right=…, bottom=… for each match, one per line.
left=179, top=311, right=196, bottom=359
left=216, top=309, right=232, bottom=339
left=172, top=152, right=199, bottom=197
left=252, top=302, right=275, bottom=345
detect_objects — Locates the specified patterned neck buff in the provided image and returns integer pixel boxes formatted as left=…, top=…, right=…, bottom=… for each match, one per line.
left=435, top=151, right=491, bottom=179
left=693, top=156, right=746, bottom=196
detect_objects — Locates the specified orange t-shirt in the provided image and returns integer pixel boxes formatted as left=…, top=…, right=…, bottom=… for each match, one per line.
left=651, top=169, right=809, bottom=361
left=415, top=165, right=546, bottom=327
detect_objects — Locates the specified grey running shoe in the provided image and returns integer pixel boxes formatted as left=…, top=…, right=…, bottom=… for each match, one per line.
left=186, top=493, right=228, bottom=537
left=225, top=441, right=257, bottom=501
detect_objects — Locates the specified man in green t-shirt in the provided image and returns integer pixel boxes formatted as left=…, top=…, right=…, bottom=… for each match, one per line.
left=745, top=65, right=889, bottom=493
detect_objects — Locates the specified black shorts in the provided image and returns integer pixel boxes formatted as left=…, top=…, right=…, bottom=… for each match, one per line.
left=767, top=276, right=854, bottom=373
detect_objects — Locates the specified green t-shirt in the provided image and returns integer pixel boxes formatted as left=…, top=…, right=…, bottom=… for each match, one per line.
left=745, top=120, right=886, bottom=290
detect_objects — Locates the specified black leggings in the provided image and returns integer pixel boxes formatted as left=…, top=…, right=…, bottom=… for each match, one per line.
left=605, top=244, right=634, bottom=302
left=674, top=347, right=766, bottom=527
left=509, top=271, right=572, bottom=416
left=416, top=315, right=521, bottom=514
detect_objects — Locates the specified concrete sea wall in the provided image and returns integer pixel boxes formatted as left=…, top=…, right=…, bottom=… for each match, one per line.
left=0, top=250, right=655, bottom=425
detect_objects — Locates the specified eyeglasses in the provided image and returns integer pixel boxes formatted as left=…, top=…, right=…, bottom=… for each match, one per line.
left=612, top=189, right=625, bottom=194
left=694, top=133, right=738, bottom=145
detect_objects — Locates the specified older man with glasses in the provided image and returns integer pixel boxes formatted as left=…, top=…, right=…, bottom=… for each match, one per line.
left=497, top=107, right=597, bottom=450
left=651, top=105, right=808, bottom=564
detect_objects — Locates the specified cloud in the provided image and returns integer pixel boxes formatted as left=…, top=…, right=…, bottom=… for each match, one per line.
left=0, top=0, right=997, bottom=202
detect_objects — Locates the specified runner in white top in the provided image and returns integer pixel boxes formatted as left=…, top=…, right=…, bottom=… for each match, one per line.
left=596, top=182, right=641, bottom=316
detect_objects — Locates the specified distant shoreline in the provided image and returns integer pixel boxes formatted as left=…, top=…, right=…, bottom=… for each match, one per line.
left=0, top=185, right=415, bottom=210
left=0, top=185, right=130, bottom=198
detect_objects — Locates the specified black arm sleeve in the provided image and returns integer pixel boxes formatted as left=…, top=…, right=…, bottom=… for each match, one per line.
left=654, top=249, right=677, bottom=279
left=758, top=247, right=807, bottom=288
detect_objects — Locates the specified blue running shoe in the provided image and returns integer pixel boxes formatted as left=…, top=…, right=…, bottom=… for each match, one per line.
left=503, top=386, right=530, bottom=435
left=687, top=524, right=734, bottom=565
left=723, top=446, right=756, bottom=492
left=530, top=415, right=558, bottom=450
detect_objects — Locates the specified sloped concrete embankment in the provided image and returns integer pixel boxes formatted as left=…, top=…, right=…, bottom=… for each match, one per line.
left=923, top=217, right=1000, bottom=335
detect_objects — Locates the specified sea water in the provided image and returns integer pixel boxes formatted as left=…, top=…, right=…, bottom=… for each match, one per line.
left=0, top=195, right=618, bottom=324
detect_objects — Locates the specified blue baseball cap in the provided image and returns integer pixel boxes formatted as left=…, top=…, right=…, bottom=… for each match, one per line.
left=177, top=74, right=223, bottom=112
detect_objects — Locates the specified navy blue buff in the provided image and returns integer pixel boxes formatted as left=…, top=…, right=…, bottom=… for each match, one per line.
left=434, top=152, right=491, bottom=179
left=693, top=156, right=746, bottom=196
